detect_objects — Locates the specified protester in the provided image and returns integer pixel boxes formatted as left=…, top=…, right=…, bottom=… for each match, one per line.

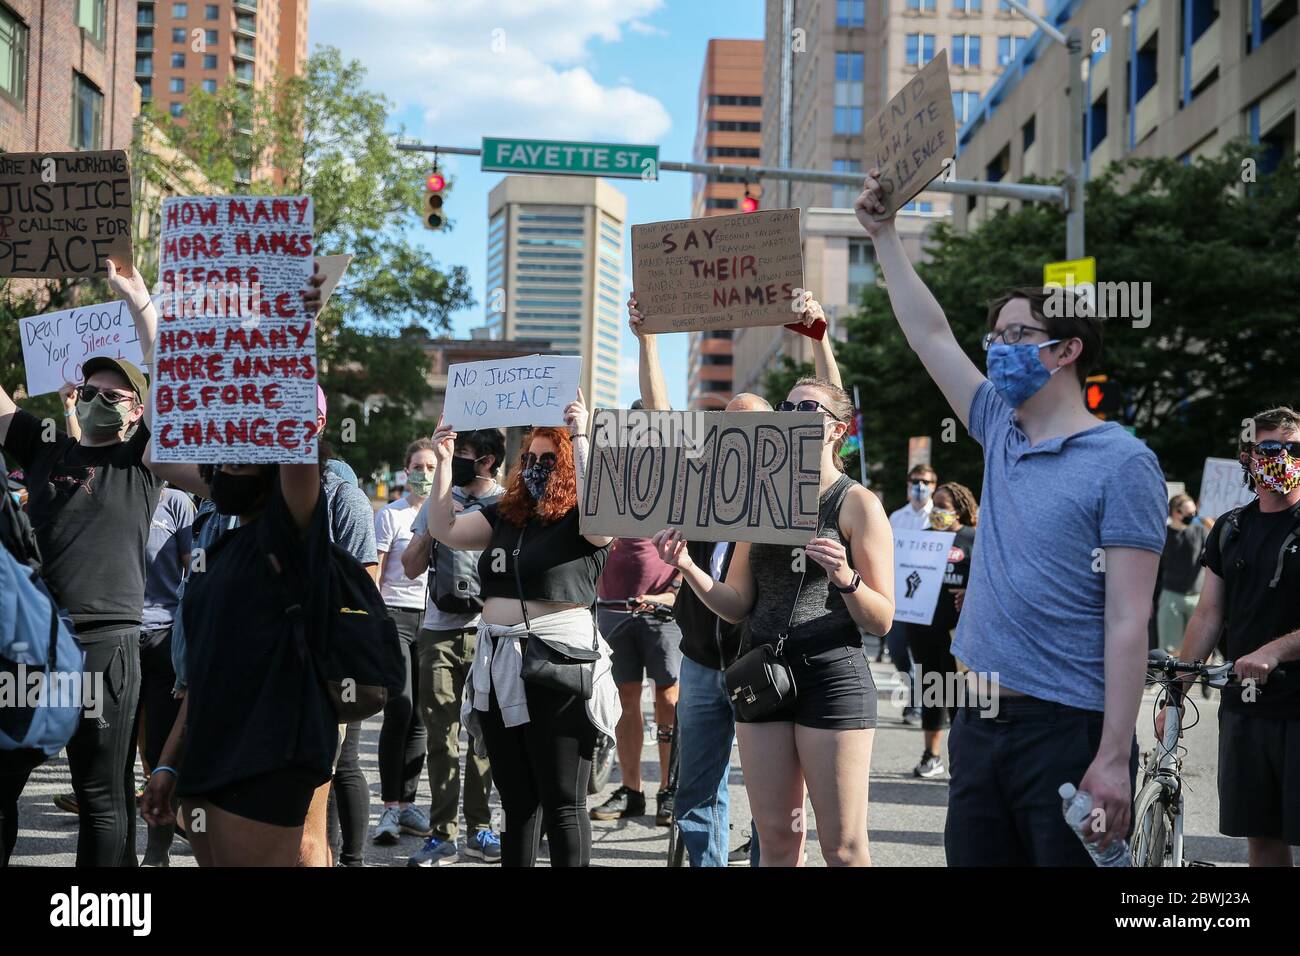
left=1160, top=407, right=1300, bottom=865
left=1156, top=493, right=1209, bottom=653
left=856, top=172, right=1166, bottom=865
left=884, top=464, right=937, bottom=725
left=0, top=259, right=164, bottom=867
left=654, top=377, right=894, bottom=867
left=907, top=482, right=978, bottom=779
left=370, top=439, right=435, bottom=848
left=401, top=428, right=506, bottom=865
left=425, top=394, right=618, bottom=867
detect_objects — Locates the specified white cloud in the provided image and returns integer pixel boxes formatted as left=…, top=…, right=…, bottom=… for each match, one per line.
left=310, top=0, right=672, bottom=144
left=627, top=20, right=668, bottom=37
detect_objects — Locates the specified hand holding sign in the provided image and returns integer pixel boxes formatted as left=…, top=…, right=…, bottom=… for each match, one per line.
left=564, top=387, right=589, bottom=439
left=854, top=168, right=894, bottom=237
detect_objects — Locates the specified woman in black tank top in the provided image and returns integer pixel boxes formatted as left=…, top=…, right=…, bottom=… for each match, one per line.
left=654, top=378, right=895, bottom=867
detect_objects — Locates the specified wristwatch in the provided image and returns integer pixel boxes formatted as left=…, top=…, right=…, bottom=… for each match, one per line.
left=832, top=571, right=861, bottom=594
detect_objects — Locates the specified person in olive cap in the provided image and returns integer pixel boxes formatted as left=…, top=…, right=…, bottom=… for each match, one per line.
left=1, top=337, right=163, bottom=866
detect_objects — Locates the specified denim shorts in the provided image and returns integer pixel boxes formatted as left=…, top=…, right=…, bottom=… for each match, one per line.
left=738, top=642, right=877, bottom=730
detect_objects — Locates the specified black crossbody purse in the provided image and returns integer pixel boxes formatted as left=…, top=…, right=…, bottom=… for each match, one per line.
left=723, top=561, right=808, bottom=722
left=513, top=526, right=599, bottom=700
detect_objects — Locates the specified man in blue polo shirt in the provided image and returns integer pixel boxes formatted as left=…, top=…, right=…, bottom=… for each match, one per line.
left=856, top=173, right=1166, bottom=865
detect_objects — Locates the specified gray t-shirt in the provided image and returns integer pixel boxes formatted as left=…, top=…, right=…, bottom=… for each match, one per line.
left=323, top=465, right=377, bottom=565
left=142, top=488, right=197, bottom=631
left=951, top=382, right=1167, bottom=711
left=412, top=481, right=505, bottom=632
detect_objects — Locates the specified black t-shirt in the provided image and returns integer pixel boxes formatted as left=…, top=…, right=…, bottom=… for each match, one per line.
left=1160, top=521, right=1209, bottom=594
left=675, top=540, right=746, bottom=671
left=931, top=525, right=976, bottom=633
left=177, top=484, right=336, bottom=796
left=477, top=502, right=608, bottom=606
left=1202, top=502, right=1300, bottom=717
left=2, top=409, right=162, bottom=633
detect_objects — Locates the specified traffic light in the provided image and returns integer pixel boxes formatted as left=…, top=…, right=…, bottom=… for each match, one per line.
left=740, top=186, right=759, bottom=213
left=1084, top=374, right=1122, bottom=420
left=423, top=169, right=447, bottom=230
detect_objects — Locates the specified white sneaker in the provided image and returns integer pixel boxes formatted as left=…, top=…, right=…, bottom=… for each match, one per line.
left=373, top=806, right=401, bottom=845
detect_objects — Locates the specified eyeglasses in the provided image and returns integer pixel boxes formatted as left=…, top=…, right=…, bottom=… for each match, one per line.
left=981, top=324, right=1050, bottom=350
left=1251, top=440, right=1300, bottom=458
left=75, top=384, right=136, bottom=406
left=776, top=399, right=845, bottom=421
left=520, top=452, right=557, bottom=470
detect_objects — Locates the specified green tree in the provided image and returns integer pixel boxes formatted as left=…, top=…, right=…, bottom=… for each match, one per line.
left=826, top=144, right=1300, bottom=513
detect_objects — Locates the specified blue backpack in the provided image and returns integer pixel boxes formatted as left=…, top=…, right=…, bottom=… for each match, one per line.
left=0, top=546, right=84, bottom=756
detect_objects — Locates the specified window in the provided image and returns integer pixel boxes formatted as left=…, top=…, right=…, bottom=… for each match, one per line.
left=203, top=54, right=217, bottom=69
left=174, top=2, right=189, bottom=17
left=847, top=239, right=876, bottom=305
left=834, top=52, right=864, bottom=133
left=902, top=200, right=934, bottom=213
left=907, top=0, right=936, bottom=9
left=202, top=78, right=217, bottom=93
left=205, top=3, right=219, bottom=18
left=172, top=27, right=187, bottom=43
left=906, top=34, right=936, bottom=66
left=1022, top=115, right=1036, bottom=151
left=708, top=146, right=761, bottom=158
left=954, top=0, right=982, bottom=11
left=0, top=6, right=28, bottom=106
left=708, top=120, right=762, bottom=132
left=836, top=0, right=865, bottom=27
left=953, top=34, right=981, bottom=67
left=170, top=77, right=184, bottom=93
left=171, top=53, right=185, bottom=68
left=136, top=54, right=153, bottom=74
left=76, top=0, right=107, bottom=44
left=708, top=94, right=761, bottom=107
left=706, top=198, right=738, bottom=210
left=952, top=91, right=980, bottom=123
left=138, top=5, right=155, bottom=25
left=831, top=159, right=863, bottom=208
left=998, top=35, right=1023, bottom=66
left=71, top=73, right=103, bottom=149
left=1088, top=91, right=1109, bottom=150
left=170, top=102, right=184, bottom=118
left=206, top=29, right=218, bottom=45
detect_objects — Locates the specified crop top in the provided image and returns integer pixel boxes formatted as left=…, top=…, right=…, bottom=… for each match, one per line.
left=477, top=502, right=609, bottom=605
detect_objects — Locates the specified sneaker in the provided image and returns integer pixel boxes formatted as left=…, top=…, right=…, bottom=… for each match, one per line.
left=462, top=828, right=502, bottom=863
left=728, top=838, right=753, bottom=866
left=590, top=785, right=645, bottom=821
left=914, top=750, right=946, bottom=778
left=53, top=792, right=78, bottom=815
left=373, top=806, right=401, bottom=845
left=407, top=836, right=459, bottom=867
left=902, top=707, right=923, bottom=726
left=398, top=805, right=433, bottom=837
left=655, top=790, right=674, bottom=827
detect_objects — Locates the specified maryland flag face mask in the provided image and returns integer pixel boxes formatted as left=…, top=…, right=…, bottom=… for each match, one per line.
left=1252, top=452, right=1300, bottom=495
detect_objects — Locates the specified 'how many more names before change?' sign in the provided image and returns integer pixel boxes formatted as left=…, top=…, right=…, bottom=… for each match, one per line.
left=579, top=409, right=823, bottom=546
left=631, top=208, right=805, bottom=334
left=151, top=195, right=317, bottom=464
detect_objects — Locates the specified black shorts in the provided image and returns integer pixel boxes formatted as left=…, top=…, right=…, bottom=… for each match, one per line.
left=738, top=642, right=877, bottom=730
left=599, top=609, right=683, bottom=687
left=1218, top=708, right=1300, bottom=845
left=200, top=766, right=325, bottom=828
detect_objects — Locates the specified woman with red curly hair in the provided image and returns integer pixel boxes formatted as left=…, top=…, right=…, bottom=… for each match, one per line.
left=425, top=393, right=617, bottom=866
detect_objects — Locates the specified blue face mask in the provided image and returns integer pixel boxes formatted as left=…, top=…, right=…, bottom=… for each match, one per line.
left=986, top=339, right=1061, bottom=408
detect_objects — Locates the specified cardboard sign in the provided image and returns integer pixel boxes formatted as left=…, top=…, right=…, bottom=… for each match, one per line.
left=863, top=52, right=956, bottom=220
left=0, top=150, right=133, bottom=278
left=18, top=301, right=145, bottom=397
left=1198, top=457, right=1256, bottom=521
left=893, top=528, right=957, bottom=626
left=631, top=208, right=804, bottom=334
left=443, top=354, right=582, bottom=430
left=314, top=253, right=352, bottom=310
left=150, top=195, right=317, bottom=464
left=579, top=409, right=823, bottom=545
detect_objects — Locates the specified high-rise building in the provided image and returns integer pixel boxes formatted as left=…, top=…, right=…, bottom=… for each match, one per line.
left=0, top=1, right=137, bottom=153
left=134, top=0, right=309, bottom=128
left=732, top=0, right=1043, bottom=396
left=687, top=38, right=765, bottom=410
left=484, top=175, right=626, bottom=413
left=954, top=0, right=1296, bottom=232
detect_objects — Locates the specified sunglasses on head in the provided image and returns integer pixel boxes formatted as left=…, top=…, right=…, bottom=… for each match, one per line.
left=75, top=384, right=135, bottom=406
left=776, top=399, right=845, bottom=421
left=1251, top=440, right=1300, bottom=458
left=520, top=451, right=557, bottom=470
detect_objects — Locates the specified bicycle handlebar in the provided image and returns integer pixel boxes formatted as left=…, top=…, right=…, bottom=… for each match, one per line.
left=1146, top=649, right=1287, bottom=689
left=595, top=598, right=675, bottom=621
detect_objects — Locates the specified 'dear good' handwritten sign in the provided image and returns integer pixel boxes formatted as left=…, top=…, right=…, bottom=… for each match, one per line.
left=631, top=208, right=804, bottom=334
left=150, top=195, right=317, bottom=464
left=0, top=150, right=133, bottom=278
left=443, top=354, right=582, bottom=430
left=862, top=51, right=956, bottom=220
left=579, top=409, right=822, bottom=545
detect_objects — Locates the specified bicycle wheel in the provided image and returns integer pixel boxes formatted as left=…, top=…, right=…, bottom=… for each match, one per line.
left=667, top=823, right=687, bottom=867
left=1130, top=780, right=1173, bottom=866
left=588, top=735, right=616, bottom=795
left=665, top=704, right=684, bottom=866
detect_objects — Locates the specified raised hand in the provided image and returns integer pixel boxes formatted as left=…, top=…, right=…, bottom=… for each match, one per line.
left=564, top=387, right=589, bottom=437
left=651, top=529, right=695, bottom=572
left=431, top=415, right=457, bottom=465
left=105, top=258, right=151, bottom=311
left=853, top=168, right=896, bottom=238
left=302, top=260, right=326, bottom=317
left=628, top=292, right=646, bottom=338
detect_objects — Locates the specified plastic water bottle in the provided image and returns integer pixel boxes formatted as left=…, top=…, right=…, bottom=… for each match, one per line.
left=1059, top=783, right=1130, bottom=867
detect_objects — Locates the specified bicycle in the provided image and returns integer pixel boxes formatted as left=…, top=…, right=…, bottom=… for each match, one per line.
left=1131, top=648, right=1286, bottom=867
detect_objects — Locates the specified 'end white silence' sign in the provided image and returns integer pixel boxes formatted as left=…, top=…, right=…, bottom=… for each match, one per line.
left=443, top=354, right=582, bottom=430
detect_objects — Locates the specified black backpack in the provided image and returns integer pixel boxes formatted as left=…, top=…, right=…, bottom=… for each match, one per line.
left=429, top=488, right=502, bottom=613
left=0, top=469, right=42, bottom=576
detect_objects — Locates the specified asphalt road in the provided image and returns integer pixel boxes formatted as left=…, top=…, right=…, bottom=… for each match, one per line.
left=7, top=645, right=1274, bottom=867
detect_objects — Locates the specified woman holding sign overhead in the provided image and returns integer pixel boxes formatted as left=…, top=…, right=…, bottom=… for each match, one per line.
left=425, top=391, right=619, bottom=867
left=653, top=379, right=894, bottom=867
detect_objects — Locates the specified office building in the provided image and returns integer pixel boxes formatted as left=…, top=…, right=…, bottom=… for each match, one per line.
left=688, top=38, right=764, bottom=410
left=954, top=0, right=1297, bottom=232
left=483, top=175, right=625, bottom=412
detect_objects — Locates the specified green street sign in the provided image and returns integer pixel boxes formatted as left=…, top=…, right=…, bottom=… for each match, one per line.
left=481, top=137, right=658, bottom=180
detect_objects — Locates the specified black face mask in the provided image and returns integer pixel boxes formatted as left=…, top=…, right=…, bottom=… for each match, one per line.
left=209, top=469, right=272, bottom=516
left=451, top=455, right=481, bottom=488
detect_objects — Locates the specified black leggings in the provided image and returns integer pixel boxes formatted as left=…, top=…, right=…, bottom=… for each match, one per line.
left=134, top=628, right=181, bottom=772
left=378, top=608, right=427, bottom=803
left=907, top=624, right=958, bottom=732
left=328, top=721, right=367, bottom=865
left=479, top=679, right=597, bottom=867
left=0, top=747, right=46, bottom=867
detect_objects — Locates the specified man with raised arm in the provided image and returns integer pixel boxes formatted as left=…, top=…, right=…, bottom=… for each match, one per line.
left=854, top=173, right=1166, bottom=866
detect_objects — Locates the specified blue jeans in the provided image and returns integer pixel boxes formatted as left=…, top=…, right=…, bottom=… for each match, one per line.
left=674, top=657, right=737, bottom=867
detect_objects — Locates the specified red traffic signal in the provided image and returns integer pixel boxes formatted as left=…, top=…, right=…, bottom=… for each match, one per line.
left=426, top=173, right=446, bottom=192
left=1084, top=375, right=1121, bottom=419
left=740, top=195, right=759, bottom=213
left=423, top=168, right=447, bottom=230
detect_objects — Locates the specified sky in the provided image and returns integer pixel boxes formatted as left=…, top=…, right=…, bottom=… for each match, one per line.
left=308, top=0, right=767, bottom=409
